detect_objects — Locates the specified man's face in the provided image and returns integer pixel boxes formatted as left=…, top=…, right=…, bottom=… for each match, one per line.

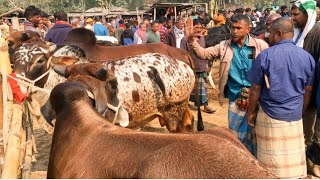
left=176, top=20, right=185, bottom=30
left=167, top=20, right=173, bottom=28
left=141, top=24, right=147, bottom=31
left=282, top=8, right=288, bottom=13
left=40, top=17, right=48, bottom=26
left=291, top=7, right=308, bottom=28
left=29, top=15, right=41, bottom=25
left=230, top=20, right=251, bottom=43
left=152, top=23, right=159, bottom=32
left=194, top=24, right=203, bottom=34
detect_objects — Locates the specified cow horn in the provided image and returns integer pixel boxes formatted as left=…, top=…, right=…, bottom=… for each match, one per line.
left=53, top=65, right=67, bottom=77
left=46, top=41, right=57, bottom=53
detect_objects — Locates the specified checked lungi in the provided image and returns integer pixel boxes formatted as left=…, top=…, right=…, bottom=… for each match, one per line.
left=256, top=107, right=306, bottom=178
left=228, top=101, right=257, bottom=157
left=189, top=72, right=209, bottom=106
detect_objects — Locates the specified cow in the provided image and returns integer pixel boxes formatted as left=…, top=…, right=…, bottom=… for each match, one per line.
left=12, top=42, right=196, bottom=132
left=64, top=28, right=195, bottom=68
left=47, top=81, right=275, bottom=179
left=43, top=53, right=196, bottom=132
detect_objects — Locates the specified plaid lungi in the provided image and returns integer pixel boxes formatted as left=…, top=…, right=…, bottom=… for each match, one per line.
left=189, top=72, right=208, bottom=106
left=256, top=107, right=306, bottom=178
left=228, top=101, right=257, bottom=157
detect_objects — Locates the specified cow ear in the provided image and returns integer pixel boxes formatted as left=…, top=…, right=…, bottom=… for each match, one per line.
left=95, top=68, right=108, bottom=81
left=53, top=65, right=68, bottom=78
left=20, top=32, right=29, bottom=41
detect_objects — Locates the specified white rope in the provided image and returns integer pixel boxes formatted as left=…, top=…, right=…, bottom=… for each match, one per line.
left=15, top=69, right=51, bottom=85
left=6, top=73, right=51, bottom=94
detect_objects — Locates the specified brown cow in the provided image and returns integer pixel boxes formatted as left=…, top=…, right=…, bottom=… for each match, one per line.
left=64, top=28, right=195, bottom=68
left=47, top=81, right=275, bottom=178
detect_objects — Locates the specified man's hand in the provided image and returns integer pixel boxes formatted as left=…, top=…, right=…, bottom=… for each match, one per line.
left=185, top=17, right=195, bottom=42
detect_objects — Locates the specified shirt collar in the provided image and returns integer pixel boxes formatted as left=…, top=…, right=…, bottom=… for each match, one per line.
left=231, top=35, right=249, bottom=47
left=274, top=39, right=295, bottom=46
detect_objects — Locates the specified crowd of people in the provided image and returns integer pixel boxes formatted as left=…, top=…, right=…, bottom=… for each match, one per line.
left=1, top=0, right=320, bottom=178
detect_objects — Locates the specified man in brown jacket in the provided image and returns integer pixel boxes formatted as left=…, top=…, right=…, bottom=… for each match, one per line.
left=186, top=14, right=268, bottom=156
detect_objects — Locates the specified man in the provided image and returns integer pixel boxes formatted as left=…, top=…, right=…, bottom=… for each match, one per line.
left=165, top=19, right=173, bottom=30
left=120, top=23, right=134, bottom=46
left=37, top=11, right=50, bottom=37
left=291, top=0, right=320, bottom=151
left=146, top=21, right=160, bottom=44
left=247, top=18, right=315, bottom=178
left=158, top=17, right=168, bottom=43
left=263, top=13, right=281, bottom=43
left=45, top=11, right=73, bottom=45
left=114, top=20, right=125, bottom=43
left=134, top=23, right=147, bottom=44
left=280, top=5, right=290, bottom=18
left=93, top=16, right=109, bottom=36
left=181, top=19, right=215, bottom=114
left=164, top=18, right=185, bottom=48
left=84, top=18, right=94, bottom=31
left=24, top=5, right=42, bottom=37
left=71, top=17, right=81, bottom=28
left=185, top=14, right=268, bottom=156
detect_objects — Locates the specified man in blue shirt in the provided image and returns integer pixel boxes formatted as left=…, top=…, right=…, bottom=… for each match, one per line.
left=247, top=18, right=315, bottom=178
left=93, top=16, right=109, bottom=36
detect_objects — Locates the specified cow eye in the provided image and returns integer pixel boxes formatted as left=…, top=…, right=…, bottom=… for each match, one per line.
left=37, top=58, right=45, bottom=64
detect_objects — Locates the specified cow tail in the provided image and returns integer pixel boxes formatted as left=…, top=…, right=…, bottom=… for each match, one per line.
left=148, top=66, right=166, bottom=96
left=195, top=73, right=204, bottom=131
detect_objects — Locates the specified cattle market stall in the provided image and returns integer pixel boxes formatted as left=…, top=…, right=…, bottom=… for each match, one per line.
left=147, top=3, right=208, bottom=21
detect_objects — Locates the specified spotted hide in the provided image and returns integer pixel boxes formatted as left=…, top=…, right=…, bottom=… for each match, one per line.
left=103, top=53, right=195, bottom=131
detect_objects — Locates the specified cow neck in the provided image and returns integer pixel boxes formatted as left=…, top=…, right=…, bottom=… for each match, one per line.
left=61, top=100, right=115, bottom=129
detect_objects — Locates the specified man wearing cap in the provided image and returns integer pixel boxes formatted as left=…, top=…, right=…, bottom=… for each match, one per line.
left=291, top=0, right=320, bottom=176
left=85, top=18, right=94, bottom=31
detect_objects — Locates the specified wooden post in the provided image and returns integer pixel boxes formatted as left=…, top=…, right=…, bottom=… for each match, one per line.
left=11, top=17, right=20, bottom=32
left=1, top=104, right=23, bottom=179
left=153, top=7, right=156, bottom=21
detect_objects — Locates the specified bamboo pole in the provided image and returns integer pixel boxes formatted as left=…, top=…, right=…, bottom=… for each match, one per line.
left=1, top=104, right=23, bottom=179
left=22, top=107, right=33, bottom=179
left=0, top=37, right=12, bottom=176
left=18, top=110, right=27, bottom=179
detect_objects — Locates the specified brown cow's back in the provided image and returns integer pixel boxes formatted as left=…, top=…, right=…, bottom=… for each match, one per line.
left=68, top=43, right=195, bottom=68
